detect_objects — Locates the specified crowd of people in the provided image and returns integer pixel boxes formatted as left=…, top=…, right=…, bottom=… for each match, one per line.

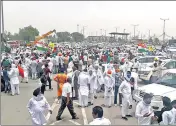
left=1, top=45, right=176, bottom=125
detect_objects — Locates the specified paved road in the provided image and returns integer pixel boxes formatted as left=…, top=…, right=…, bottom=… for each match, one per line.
left=1, top=78, right=145, bottom=125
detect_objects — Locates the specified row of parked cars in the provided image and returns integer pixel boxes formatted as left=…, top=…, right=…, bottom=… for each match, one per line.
left=131, top=55, right=176, bottom=112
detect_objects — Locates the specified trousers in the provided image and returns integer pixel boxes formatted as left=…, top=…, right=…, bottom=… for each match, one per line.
left=89, top=92, right=94, bottom=104
left=79, top=95, right=88, bottom=107
left=57, top=96, right=76, bottom=118
left=121, top=95, right=131, bottom=117
left=11, top=84, right=20, bottom=95
left=104, top=96, right=113, bottom=107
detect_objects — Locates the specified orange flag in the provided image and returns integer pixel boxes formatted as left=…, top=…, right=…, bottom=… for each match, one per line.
left=18, top=65, right=24, bottom=78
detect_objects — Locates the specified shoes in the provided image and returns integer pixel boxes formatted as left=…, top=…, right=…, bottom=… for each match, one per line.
left=126, top=115, right=132, bottom=117
left=72, top=116, right=79, bottom=119
left=122, top=117, right=128, bottom=121
left=56, top=117, right=62, bottom=120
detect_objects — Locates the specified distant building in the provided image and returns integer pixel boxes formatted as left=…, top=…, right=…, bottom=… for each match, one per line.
left=87, top=36, right=111, bottom=42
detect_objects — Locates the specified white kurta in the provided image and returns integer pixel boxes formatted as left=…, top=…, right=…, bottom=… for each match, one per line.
left=78, top=72, right=89, bottom=96
left=8, top=67, right=20, bottom=85
left=135, top=101, right=154, bottom=125
left=162, top=108, right=176, bottom=125
left=119, top=80, right=132, bottom=117
left=27, top=96, right=51, bottom=125
left=93, top=69, right=104, bottom=90
left=104, top=75, right=114, bottom=97
left=88, top=73, right=96, bottom=94
left=89, top=117, right=111, bottom=125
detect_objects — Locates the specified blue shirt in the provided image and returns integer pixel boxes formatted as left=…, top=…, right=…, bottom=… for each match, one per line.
left=3, top=70, right=9, bottom=81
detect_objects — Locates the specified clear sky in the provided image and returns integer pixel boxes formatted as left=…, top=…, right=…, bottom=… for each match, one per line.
left=2, top=1, right=176, bottom=38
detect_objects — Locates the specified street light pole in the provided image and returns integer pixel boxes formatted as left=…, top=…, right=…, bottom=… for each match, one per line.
left=77, top=24, right=79, bottom=33
left=160, top=18, right=169, bottom=43
left=131, top=24, right=139, bottom=39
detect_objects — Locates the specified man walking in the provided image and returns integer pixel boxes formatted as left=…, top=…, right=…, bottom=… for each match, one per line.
left=56, top=77, right=79, bottom=120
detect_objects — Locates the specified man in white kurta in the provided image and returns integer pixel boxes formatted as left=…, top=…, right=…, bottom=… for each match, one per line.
left=78, top=69, right=89, bottom=107
left=119, top=78, right=132, bottom=120
left=8, top=64, right=20, bottom=96
left=21, top=64, right=29, bottom=83
left=161, top=100, right=176, bottom=125
left=103, top=70, right=114, bottom=107
left=93, top=65, right=104, bottom=98
left=135, top=93, right=155, bottom=125
left=89, top=106, right=111, bottom=125
left=88, top=69, right=96, bottom=105
left=27, top=88, right=52, bottom=125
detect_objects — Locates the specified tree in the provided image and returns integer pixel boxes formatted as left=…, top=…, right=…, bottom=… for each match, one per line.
left=71, top=32, right=84, bottom=42
left=56, top=32, right=71, bottom=42
left=18, top=25, right=39, bottom=41
left=154, top=38, right=159, bottom=44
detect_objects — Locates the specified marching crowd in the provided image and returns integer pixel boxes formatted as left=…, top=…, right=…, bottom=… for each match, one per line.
left=1, top=45, right=176, bottom=125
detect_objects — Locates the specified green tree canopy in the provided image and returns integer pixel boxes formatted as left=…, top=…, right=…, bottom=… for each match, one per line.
left=71, top=32, right=84, bottom=42
left=18, top=25, right=39, bottom=41
left=56, top=32, right=71, bottom=42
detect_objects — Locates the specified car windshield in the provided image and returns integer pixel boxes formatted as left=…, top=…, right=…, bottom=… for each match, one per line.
left=157, top=72, right=176, bottom=86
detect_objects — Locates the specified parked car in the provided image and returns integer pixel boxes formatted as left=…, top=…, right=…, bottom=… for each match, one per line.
left=133, top=69, right=176, bottom=111
left=139, top=59, right=176, bottom=83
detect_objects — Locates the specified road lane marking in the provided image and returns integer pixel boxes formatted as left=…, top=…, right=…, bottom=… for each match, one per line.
left=73, top=101, right=88, bottom=125
left=69, top=120, right=81, bottom=125
left=49, top=120, right=62, bottom=125
left=45, top=98, right=59, bottom=125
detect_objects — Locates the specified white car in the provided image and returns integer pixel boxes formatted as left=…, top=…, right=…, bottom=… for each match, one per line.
left=134, top=69, right=176, bottom=111
left=139, top=59, right=176, bottom=83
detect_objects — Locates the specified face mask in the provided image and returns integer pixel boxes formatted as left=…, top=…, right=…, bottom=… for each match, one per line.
left=34, top=94, right=42, bottom=101
left=127, top=74, right=131, bottom=79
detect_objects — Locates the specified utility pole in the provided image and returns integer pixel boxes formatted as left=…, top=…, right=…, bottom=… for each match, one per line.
left=100, top=29, right=102, bottom=36
left=148, top=29, right=151, bottom=39
left=160, top=18, right=169, bottom=43
left=131, top=24, right=139, bottom=39
left=82, top=26, right=87, bottom=37
left=114, top=27, right=119, bottom=32
left=77, top=24, right=79, bottom=33
left=104, top=30, right=106, bottom=36
left=123, top=29, right=126, bottom=40
left=1, top=1, right=6, bottom=49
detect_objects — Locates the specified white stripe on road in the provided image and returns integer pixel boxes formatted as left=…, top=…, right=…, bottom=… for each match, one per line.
left=69, top=120, right=81, bottom=125
left=49, top=120, right=62, bottom=125
left=45, top=98, right=59, bottom=125
left=73, top=101, right=88, bottom=125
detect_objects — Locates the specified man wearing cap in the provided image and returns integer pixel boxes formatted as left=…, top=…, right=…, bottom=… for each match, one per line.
left=102, top=70, right=114, bottom=108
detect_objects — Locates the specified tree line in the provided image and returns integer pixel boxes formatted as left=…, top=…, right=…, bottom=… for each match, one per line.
left=3, top=25, right=85, bottom=43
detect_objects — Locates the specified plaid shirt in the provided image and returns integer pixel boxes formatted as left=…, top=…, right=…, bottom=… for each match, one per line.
left=115, top=73, right=122, bottom=86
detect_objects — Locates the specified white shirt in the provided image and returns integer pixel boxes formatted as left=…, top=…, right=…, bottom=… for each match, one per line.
left=162, top=108, right=176, bottom=125
left=62, top=82, right=72, bottom=97
left=83, top=55, right=88, bottom=61
left=89, top=117, right=111, bottom=125
left=135, top=101, right=154, bottom=125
